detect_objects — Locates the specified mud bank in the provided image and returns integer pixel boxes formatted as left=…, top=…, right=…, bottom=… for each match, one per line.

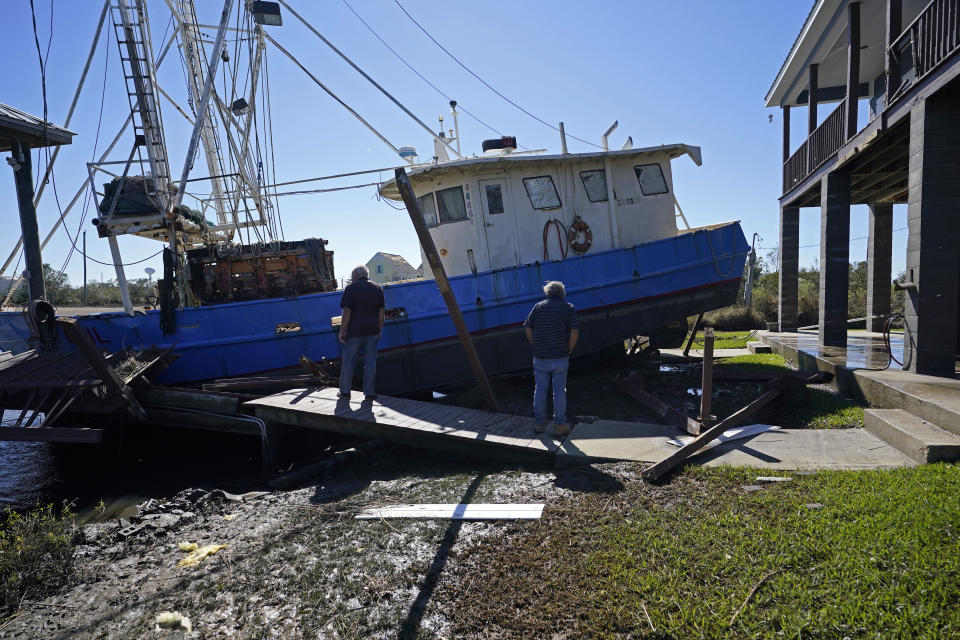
left=0, top=439, right=631, bottom=639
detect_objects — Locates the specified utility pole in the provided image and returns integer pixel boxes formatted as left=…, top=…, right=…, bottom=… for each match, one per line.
left=10, top=141, right=46, bottom=303
left=83, top=230, right=88, bottom=305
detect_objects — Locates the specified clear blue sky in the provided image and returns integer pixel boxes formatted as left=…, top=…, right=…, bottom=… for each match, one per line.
left=1, top=0, right=907, bottom=290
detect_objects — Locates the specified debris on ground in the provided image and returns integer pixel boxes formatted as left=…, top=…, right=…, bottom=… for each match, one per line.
left=154, top=611, right=192, bottom=633
left=177, top=542, right=227, bottom=567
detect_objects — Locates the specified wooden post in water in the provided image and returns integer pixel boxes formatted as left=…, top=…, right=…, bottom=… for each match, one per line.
left=699, top=327, right=714, bottom=427
left=394, top=168, right=498, bottom=412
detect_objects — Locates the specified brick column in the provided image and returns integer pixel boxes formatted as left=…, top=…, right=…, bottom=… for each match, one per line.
left=904, top=85, right=960, bottom=376
left=778, top=205, right=799, bottom=332
left=866, top=203, right=893, bottom=333
left=819, top=171, right=851, bottom=347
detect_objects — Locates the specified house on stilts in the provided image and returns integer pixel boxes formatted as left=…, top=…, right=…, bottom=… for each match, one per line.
left=767, top=0, right=960, bottom=376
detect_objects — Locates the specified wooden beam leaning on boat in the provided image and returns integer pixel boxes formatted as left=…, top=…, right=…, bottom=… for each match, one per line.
left=56, top=317, right=147, bottom=421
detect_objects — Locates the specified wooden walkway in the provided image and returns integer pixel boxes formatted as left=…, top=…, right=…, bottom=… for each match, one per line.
left=246, top=387, right=559, bottom=464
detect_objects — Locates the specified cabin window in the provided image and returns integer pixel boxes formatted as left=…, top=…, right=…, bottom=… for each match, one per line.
left=418, top=193, right=438, bottom=227
left=485, top=184, right=504, bottom=214
left=633, top=163, right=669, bottom=195
left=522, top=176, right=561, bottom=210
left=376, top=264, right=383, bottom=274
left=579, top=170, right=608, bottom=202
left=437, top=186, right=467, bottom=223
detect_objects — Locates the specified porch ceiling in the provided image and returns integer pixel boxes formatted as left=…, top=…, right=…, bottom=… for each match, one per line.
left=765, top=0, right=929, bottom=109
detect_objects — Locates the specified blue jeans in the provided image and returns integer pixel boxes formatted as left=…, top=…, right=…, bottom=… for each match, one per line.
left=533, top=357, right=568, bottom=425
left=339, top=334, right=379, bottom=396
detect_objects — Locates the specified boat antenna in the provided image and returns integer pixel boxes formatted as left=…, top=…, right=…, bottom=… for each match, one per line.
left=450, top=100, right=461, bottom=156
left=559, top=122, right=568, bottom=154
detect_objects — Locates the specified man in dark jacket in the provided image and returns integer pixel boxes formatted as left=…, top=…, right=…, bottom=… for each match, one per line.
left=338, top=265, right=384, bottom=400
left=523, top=280, right=579, bottom=437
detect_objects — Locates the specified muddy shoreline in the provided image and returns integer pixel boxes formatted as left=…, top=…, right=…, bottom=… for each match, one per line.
left=0, top=438, right=628, bottom=639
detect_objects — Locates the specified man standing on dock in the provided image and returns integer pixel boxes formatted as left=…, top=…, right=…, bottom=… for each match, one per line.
left=523, top=281, right=579, bottom=437
left=338, top=265, right=385, bottom=400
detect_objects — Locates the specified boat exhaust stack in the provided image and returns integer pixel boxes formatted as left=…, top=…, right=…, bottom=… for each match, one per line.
left=559, top=122, right=568, bottom=154
left=602, top=120, right=618, bottom=151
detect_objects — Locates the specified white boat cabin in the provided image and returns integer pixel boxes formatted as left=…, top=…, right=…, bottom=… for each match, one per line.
left=379, top=144, right=702, bottom=278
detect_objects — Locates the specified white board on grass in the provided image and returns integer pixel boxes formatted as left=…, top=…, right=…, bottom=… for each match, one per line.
left=666, top=424, right=781, bottom=448
left=356, top=503, right=544, bottom=520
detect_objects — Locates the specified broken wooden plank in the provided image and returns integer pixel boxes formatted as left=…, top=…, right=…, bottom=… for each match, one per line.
left=616, top=373, right=701, bottom=435
left=356, top=503, right=544, bottom=520
left=395, top=167, right=498, bottom=412
left=57, top=317, right=146, bottom=420
left=0, top=426, right=104, bottom=444
left=642, top=389, right=781, bottom=481
left=682, top=312, right=704, bottom=358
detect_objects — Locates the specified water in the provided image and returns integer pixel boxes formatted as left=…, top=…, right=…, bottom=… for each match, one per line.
left=0, top=409, right=265, bottom=516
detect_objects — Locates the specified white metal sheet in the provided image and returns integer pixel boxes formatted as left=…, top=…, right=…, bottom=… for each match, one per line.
left=356, top=503, right=544, bottom=520
left=666, top=424, right=781, bottom=448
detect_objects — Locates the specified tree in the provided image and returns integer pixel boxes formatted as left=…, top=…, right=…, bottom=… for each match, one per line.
left=8, top=263, right=79, bottom=306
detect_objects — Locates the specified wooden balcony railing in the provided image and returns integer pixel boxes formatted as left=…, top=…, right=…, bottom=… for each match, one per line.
left=889, top=0, right=960, bottom=103
left=782, top=100, right=846, bottom=193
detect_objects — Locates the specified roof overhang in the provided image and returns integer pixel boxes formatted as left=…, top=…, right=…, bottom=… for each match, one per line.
left=765, top=0, right=848, bottom=108
left=0, top=103, right=75, bottom=152
left=378, top=143, right=701, bottom=200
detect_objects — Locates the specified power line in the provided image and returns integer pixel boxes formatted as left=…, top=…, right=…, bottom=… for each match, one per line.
left=758, top=226, right=908, bottom=252
left=341, top=0, right=508, bottom=141
left=393, top=0, right=602, bottom=149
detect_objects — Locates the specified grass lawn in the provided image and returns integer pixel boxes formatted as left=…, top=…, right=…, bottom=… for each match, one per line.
left=692, top=330, right=758, bottom=349
left=438, top=464, right=960, bottom=639
left=713, top=354, right=863, bottom=428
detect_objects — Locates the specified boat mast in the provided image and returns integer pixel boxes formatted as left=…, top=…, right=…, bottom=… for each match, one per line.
left=175, top=0, right=230, bottom=226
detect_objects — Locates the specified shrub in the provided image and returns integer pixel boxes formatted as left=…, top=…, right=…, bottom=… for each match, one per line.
left=0, top=503, right=76, bottom=617
left=699, top=306, right=765, bottom=331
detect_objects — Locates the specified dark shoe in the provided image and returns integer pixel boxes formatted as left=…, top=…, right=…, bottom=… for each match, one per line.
left=364, top=394, right=377, bottom=401
left=534, top=422, right=547, bottom=434
left=553, top=423, right=572, bottom=437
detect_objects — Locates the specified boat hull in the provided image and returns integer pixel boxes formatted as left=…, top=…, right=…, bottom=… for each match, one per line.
left=0, top=223, right=749, bottom=395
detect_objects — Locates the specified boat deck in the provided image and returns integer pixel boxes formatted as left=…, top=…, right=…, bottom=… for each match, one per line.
left=246, top=387, right=559, bottom=464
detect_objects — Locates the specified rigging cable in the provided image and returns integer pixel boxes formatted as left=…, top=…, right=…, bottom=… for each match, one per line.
left=59, top=17, right=114, bottom=277
left=262, top=33, right=404, bottom=159
left=276, top=0, right=462, bottom=160
left=263, top=38, right=284, bottom=242
left=393, top=0, right=602, bottom=149
left=340, top=0, right=509, bottom=141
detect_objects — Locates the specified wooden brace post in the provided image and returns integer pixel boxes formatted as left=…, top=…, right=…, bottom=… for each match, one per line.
left=57, top=317, right=147, bottom=420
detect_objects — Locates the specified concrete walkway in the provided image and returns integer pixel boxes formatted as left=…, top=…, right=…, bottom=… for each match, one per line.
left=556, top=419, right=914, bottom=470
left=660, top=347, right=752, bottom=359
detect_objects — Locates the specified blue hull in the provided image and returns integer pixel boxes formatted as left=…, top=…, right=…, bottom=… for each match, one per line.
left=0, top=223, right=749, bottom=393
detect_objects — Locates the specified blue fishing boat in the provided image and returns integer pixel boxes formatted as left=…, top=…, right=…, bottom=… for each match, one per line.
left=0, top=1, right=749, bottom=396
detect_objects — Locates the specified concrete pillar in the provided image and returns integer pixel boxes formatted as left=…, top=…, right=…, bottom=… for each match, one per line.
left=903, top=84, right=960, bottom=376
left=846, top=2, right=861, bottom=139
left=866, top=203, right=893, bottom=333
left=819, top=171, right=851, bottom=347
left=778, top=205, right=799, bottom=332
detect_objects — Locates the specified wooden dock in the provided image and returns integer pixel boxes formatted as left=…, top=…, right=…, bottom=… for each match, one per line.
left=246, top=387, right=559, bottom=464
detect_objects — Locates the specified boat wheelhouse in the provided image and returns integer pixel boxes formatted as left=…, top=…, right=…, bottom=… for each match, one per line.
left=379, top=143, right=702, bottom=278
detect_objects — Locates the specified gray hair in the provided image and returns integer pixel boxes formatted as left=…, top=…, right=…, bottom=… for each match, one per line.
left=351, top=265, right=369, bottom=281
left=543, top=281, right=566, bottom=298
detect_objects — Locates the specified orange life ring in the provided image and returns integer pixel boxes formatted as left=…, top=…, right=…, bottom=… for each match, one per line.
left=567, top=217, right=592, bottom=253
